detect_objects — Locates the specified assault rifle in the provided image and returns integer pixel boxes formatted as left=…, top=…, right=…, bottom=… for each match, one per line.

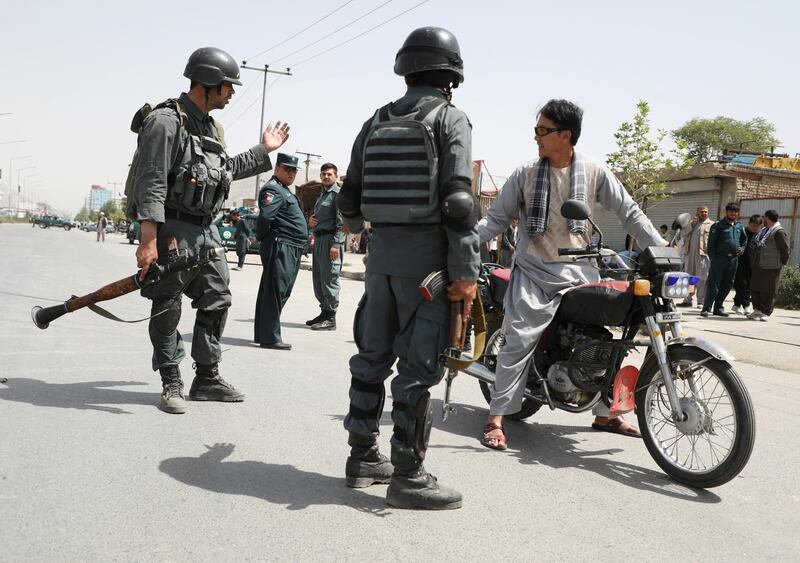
left=31, top=246, right=221, bottom=329
left=418, top=269, right=486, bottom=420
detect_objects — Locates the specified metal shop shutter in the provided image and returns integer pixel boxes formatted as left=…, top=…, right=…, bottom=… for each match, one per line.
left=591, top=190, right=721, bottom=251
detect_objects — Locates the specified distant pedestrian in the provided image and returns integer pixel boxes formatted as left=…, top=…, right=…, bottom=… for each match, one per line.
left=498, top=218, right=518, bottom=267
left=96, top=212, right=108, bottom=242
left=748, top=209, right=790, bottom=321
left=731, top=214, right=761, bottom=315
left=701, top=202, right=747, bottom=317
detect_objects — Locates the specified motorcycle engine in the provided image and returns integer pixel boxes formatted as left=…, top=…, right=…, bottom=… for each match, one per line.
left=556, top=324, right=615, bottom=391
left=546, top=362, right=597, bottom=407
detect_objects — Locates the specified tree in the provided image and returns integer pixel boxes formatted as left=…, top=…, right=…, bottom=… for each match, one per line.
left=606, top=99, right=688, bottom=212
left=100, top=200, right=124, bottom=223
left=672, top=116, right=780, bottom=165
left=74, top=206, right=90, bottom=222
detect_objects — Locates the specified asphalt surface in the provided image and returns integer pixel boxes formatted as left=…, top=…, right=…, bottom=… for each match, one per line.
left=1, top=224, right=798, bottom=562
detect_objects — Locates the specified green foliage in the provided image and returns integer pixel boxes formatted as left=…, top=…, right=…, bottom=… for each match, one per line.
left=775, top=265, right=800, bottom=310
left=74, top=206, right=90, bottom=222
left=606, top=100, right=689, bottom=210
left=672, top=116, right=780, bottom=165
left=100, top=200, right=124, bottom=223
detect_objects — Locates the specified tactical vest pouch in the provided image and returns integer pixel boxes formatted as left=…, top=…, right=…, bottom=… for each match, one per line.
left=360, top=99, right=447, bottom=225
left=172, top=134, right=231, bottom=216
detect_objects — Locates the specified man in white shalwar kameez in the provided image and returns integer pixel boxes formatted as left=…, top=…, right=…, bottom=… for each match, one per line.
left=477, top=99, right=664, bottom=450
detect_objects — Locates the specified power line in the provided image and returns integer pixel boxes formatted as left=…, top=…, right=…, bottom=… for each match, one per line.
left=286, top=0, right=430, bottom=69
left=245, top=0, right=356, bottom=62
left=269, top=0, right=394, bottom=65
left=226, top=76, right=285, bottom=129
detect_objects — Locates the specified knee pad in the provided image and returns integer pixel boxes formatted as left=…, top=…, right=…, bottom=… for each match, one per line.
left=151, top=298, right=182, bottom=335
left=196, top=308, right=228, bottom=339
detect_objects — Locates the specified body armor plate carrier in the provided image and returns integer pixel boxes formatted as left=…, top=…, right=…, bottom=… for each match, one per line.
left=360, top=98, right=447, bottom=224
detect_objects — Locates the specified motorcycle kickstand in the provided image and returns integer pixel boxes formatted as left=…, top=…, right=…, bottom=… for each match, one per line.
left=442, top=368, right=458, bottom=421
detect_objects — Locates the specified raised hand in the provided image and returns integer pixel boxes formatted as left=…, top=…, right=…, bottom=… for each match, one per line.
left=262, top=121, right=290, bottom=152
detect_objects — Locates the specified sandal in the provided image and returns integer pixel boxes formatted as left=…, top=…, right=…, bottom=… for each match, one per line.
left=481, top=422, right=507, bottom=450
left=591, top=416, right=641, bottom=438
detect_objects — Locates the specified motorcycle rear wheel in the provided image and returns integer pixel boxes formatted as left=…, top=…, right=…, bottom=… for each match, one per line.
left=636, top=347, right=755, bottom=488
left=478, top=329, right=541, bottom=421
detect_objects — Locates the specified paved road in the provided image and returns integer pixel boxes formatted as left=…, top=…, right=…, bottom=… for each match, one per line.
left=1, top=224, right=798, bottom=562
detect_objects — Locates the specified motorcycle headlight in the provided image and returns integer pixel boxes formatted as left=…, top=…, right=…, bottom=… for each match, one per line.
left=659, top=273, right=693, bottom=300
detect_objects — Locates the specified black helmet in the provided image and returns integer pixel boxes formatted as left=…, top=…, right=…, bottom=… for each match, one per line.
left=394, top=27, right=464, bottom=85
left=183, top=47, right=242, bottom=87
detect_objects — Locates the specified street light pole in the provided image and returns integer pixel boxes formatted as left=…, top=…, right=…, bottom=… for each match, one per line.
left=240, top=62, right=292, bottom=200
left=16, top=165, right=36, bottom=214
left=7, top=155, right=31, bottom=208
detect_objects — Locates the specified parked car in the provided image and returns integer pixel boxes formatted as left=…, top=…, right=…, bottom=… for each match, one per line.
left=214, top=210, right=261, bottom=254
left=83, top=222, right=97, bottom=232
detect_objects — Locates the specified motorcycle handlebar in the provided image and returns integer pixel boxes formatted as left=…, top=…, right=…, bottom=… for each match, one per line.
left=557, top=247, right=591, bottom=256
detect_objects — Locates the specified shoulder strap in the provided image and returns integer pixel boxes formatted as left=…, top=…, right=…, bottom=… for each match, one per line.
left=377, top=103, right=391, bottom=123
left=415, top=98, right=448, bottom=122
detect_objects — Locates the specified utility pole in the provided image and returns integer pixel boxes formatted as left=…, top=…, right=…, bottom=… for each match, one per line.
left=240, top=62, right=292, bottom=200
left=296, top=150, right=321, bottom=183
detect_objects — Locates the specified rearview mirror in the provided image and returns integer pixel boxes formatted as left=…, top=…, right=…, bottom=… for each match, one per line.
left=560, top=199, right=591, bottom=221
left=672, top=213, right=692, bottom=231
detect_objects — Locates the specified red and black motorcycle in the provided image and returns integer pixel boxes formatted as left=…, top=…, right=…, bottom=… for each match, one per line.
left=449, top=200, right=755, bottom=488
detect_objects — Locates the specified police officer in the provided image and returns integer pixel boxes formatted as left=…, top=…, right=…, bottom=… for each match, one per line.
left=306, top=163, right=344, bottom=330
left=701, top=202, right=748, bottom=317
left=134, top=47, right=290, bottom=414
left=229, top=209, right=254, bottom=271
left=254, top=153, right=309, bottom=350
left=336, top=27, right=480, bottom=510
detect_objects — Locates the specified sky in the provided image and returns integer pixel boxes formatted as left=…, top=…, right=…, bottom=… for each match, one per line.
left=1, top=0, right=798, bottom=215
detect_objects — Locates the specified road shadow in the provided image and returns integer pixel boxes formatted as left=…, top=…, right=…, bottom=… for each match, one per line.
left=0, top=378, right=155, bottom=414
left=429, top=400, right=720, bottom=503
left=159, top=443, right=389, bottom=515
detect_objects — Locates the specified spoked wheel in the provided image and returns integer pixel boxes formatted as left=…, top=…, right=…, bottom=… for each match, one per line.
left=478, top=329, right=541, bottom=421
left=636, top=347, right=755, bottom=488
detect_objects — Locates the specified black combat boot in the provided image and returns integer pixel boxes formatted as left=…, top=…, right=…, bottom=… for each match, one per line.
left=310, top=311, right=336, bottom=331
left=345, top=432, right=393, bottom=488
left=159, top=365, right=186, bottom=414
left=385, top=393, right=463, bottom=510
left=189, top=363, right=245, bottom=402
left=305, top=311, right=326, bottom=326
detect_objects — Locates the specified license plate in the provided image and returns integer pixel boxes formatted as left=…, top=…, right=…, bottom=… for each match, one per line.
left=656, top=311, right=682, bottom=323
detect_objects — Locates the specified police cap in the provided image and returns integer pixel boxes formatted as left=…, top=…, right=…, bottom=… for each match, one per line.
left=276, top=153, right=300, bottom=170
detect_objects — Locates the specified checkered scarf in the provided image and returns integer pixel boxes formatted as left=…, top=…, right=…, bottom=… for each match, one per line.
left=526, top=151, right=587, bottom=236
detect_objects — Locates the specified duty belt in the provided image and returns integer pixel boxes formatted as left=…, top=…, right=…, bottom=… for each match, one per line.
left=165, top=208, right=212, bottom=227
left=271, top=235, right=306, bottom=248
left=313, top=229, right=336, bottom=237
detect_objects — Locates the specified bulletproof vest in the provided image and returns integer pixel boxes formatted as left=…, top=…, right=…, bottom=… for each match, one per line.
left=125, top=99, right=231, bottom=220
left=360, top=98, right=447, bottom=224
left=169, top=128, right=232, bottom=216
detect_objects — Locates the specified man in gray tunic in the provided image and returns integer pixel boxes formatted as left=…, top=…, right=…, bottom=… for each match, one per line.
left=306, top=162, right=345, bottom=331
left=134, top=47, right=290, bottom=414
left=478, top=99, right=664, bottom=449
left=336, top=27, right=480, bottom=509
left=677, top=206, right=713, bottom=308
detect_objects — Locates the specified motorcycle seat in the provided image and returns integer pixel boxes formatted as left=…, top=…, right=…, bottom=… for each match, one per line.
left=490, top=268, right=511, bottom=305
left=558, top=281, right=635, bottom=327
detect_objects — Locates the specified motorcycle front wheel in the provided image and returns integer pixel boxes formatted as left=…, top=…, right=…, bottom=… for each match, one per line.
left=636, top=346, right=755, bottom=488
left=478, top=329, right=541, bottom=421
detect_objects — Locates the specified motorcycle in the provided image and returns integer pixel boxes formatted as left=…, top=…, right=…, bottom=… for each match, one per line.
left=449, top=200, right=755, bottom=489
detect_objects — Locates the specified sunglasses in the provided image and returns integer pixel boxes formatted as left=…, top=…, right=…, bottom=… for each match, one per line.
left=534, top=125, right=567, bottom=137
